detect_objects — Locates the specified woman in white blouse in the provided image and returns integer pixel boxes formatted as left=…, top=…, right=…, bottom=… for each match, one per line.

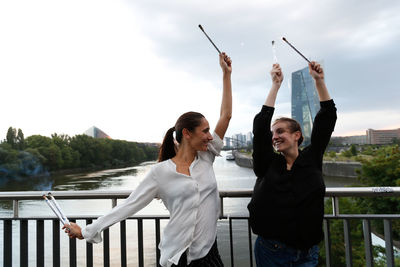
left=65, top=52, right=232, bottom=267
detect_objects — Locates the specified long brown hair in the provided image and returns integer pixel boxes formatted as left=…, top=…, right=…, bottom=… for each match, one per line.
left=272, top=117, right=304, bottom=146
left=158, top=112, right=205, bottom=162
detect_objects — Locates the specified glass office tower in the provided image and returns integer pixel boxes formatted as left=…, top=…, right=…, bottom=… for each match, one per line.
left=291, top=66, right=320, bottom=144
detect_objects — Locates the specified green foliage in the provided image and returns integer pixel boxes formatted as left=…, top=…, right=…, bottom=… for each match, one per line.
left=350, top=144, right=357, bottom=156
left=2, top=128, right=159, bottom=176
left=357, top=145, right=400, bottom=239
left=320, top=198, right=385, bottom=266
left=5, top=127, right=25, bottom=150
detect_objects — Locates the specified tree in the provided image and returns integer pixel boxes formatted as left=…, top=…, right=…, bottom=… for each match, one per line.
left=17, top=129, right=25, bottom=150
left=350, top=144, right=357, bottom=156
left=6, top=127, right=17, bottom=149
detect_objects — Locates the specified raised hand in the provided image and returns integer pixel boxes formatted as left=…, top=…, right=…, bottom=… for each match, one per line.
left=308, top=61, right=324, bottom=81
left=219, top=52, right=232, bottom=74
left=270, top=63, right=283, bottom=85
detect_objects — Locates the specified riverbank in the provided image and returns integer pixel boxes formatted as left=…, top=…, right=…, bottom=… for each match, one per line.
left=233, top=151, right=361, bottom=177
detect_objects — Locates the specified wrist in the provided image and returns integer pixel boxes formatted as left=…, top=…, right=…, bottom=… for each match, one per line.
left=223, top=71, right=231, bottom=77
left=314, top=78, right=325, bottom=85
left=271, top=82, right=281, bottom=90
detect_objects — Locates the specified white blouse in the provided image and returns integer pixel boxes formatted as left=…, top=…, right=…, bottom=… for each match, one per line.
left=82, top=132, right=224, bottom=267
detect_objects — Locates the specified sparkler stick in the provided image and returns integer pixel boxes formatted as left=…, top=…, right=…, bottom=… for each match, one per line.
left=43, top=194, right=66, bottom=225
left=48, top=193, right=70, bottom=224
left=272, top=40, right=278, bottom=63
left=198, top=24, right=221, bottom=54
left=281, top=37, right=311, bottom=63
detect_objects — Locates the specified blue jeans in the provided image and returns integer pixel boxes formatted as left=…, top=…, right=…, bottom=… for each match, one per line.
left=254, top=236, right=319, bottom=267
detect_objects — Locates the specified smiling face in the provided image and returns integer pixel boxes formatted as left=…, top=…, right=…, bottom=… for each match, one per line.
left=186, top=118, right=213, bottom=151
left=271, top=121, right=301, bottom=154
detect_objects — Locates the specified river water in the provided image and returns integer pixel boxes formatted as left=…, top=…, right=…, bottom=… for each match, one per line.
left=0, top=151, right=360, bottom=266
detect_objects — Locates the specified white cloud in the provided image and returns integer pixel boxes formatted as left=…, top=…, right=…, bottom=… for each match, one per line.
left=1, top=0, right=399, bottom=143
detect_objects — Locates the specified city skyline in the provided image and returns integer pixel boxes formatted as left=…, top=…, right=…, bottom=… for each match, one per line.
left=1, top=0, right=400, bottom=143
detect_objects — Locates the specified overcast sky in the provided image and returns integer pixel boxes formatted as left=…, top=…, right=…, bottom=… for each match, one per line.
left=1, top=0, right=399, bottom=143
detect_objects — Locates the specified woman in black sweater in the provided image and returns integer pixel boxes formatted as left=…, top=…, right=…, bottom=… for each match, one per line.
left=247, top=62, right=337, bottom=266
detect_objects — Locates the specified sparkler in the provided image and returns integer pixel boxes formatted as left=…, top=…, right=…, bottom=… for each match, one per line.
left=198, top=24, right=221, bottom=54
left=43, top=192, right=69, bottom=226
left=272, top=40, right=278, bottom=64
left=281, top=37, right=311, bottom=63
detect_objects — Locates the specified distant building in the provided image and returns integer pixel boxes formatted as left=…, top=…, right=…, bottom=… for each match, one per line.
left=246, top=131, right=253, bottom=146
left=224, top=137, right=231, bottom=148
left=232, top=133, right=246, bottom=148
left=84, top=126, right=111, bottom=139
left=331, top=135, right=367, bottom=145
left=366, top=128, right=400, bottom=145
left=291, top=66, right=320, bottom=143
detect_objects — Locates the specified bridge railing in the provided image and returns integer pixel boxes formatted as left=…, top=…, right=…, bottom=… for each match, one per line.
left=1, top=187, right=400, bottom=267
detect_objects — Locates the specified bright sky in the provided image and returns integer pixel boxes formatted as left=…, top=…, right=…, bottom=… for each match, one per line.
left=1, top=0, right=400, bottom=143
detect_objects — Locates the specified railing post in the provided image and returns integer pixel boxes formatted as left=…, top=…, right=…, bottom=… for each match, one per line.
left=343, top=219, right=352, bottom=267
left=4, top=219, right=12, bottom=267
left=13, top=199, right=19, bottom=218
left=362, top=219, right=373, bottom=267
left=112, top=198, right=117, bottom=208
left=52, top=219, right=60, bottom=267
left=332, top=197, right=340, bottom=216
left=86, top=219, right=93, bottom=267
left=20, top=219, right=28, bottom=267
left=138, top=218, right=144, bottom=267
left=156, top=219, right=161, bottom=267
left=69, top=219, right=77, bottom=267
left=384, top=219, right=395, bottom=267
left=104, top=228, right=110, bottom=267
left=323, top=219, right=332, bottom=267
left=229, top=217, right=234, bottom=267
left=37, top=219, right=45, bottom=267
left=120, top=220, right=127, bottom=267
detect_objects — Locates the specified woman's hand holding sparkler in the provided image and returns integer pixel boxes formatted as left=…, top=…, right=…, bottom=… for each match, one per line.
left=308, top=61, right=331, bottom=101
left=308, top=61, right=324, bottom=81
left=63, top=222, right=84, bottom=239
left=264, top=63, right=283, bottom=107
left=219, top=52, right=232, bottom=74
left=270, top=63, right=283, bottom=86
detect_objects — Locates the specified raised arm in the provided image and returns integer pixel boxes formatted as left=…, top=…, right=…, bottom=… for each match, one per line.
left=308, top=61, right=331, bottom=101
left=252, top=64, right=283, bottom=177
left=214, top=52, right=232, bottom=139
left=309, top=62, right=337, bottom=162
left=264, top=63, right=283, bottom=107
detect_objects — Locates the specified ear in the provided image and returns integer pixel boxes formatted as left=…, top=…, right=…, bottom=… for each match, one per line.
left=182, top=128, right=191, bottom=140
left=293, top=131, right=301, bottom=141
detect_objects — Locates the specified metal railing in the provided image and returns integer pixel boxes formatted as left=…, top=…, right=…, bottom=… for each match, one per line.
left=1, top=187, right=400, bottom=267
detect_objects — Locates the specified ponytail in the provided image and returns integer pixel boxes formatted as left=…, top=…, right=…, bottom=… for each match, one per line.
left=158, top=127, right=176, bottom=162
left=158, top=111, right=205, bottom=162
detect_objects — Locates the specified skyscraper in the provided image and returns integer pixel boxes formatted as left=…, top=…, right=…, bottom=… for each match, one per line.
left=291, top=66, right=320, bottom=144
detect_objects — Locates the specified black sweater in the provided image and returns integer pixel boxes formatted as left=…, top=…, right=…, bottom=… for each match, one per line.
left=247, top=100, right=337, bottom=249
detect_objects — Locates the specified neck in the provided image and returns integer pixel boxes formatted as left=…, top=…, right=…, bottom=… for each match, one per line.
left=174, top=143, right=197, bottom=164
left=283, top=148, right=299, bottom=169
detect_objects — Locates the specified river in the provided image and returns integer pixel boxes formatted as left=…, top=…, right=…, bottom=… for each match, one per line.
left=0, top=151, right=361, bottom=266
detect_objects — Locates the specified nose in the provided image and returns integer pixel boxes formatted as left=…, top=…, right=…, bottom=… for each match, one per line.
left=272, top=131, right=278, bottom=140
left=208, top=132, right=213, bottom=141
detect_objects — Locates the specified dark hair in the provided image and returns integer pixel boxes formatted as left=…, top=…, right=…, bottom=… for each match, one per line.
left=158, top=111, right=205, bottom=162
left=272, top=117, right=304, bottom=146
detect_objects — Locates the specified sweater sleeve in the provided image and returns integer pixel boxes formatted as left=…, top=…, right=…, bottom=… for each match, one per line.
left=310, top=99, right=337, bottom=163
left=252, top=105, right=275, bottom=178
left=82, top=170, right=158, bottom=243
